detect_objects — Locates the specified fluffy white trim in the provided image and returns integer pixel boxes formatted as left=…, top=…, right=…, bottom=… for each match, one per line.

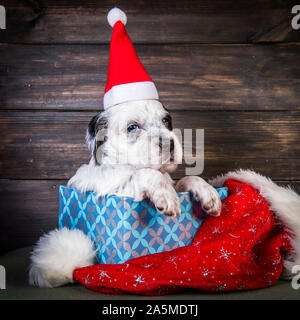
left=103, top=81, right=159, bottom=110
left=107, top=7, right=127, bottom=28
left=209, top=169, right=300, bottom=279
left=28, top=228, right=96, bottom=288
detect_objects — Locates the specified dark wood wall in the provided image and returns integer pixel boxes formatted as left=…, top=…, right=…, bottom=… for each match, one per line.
left=1, top=0, right=300, bottom=254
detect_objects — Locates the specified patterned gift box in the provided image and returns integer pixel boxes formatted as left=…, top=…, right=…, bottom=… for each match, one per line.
left=58, top=186, right=228, bottom=264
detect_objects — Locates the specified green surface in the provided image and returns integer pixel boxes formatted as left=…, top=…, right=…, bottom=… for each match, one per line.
left=0, top=247, right=299, bottom=300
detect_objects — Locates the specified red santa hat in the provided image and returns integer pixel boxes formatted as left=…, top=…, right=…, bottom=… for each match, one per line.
left=104, top=8, right=159, bottom=110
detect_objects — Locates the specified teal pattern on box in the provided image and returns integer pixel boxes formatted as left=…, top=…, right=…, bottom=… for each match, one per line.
left=58, top=186, right=228, bottom=264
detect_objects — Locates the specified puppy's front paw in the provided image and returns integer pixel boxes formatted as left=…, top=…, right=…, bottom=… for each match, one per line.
left=194, top=184, right=221, bottom=217
left=176, top=176, right=221, bottom=217
left=152, top=185, right=181, bottom=217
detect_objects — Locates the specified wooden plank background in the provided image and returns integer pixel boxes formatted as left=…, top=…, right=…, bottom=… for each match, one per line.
left=0, top=0, right=300, bottom=253
left=2, top=0, right=300, bottom=44
left=1, top=44, right=300, bottom=111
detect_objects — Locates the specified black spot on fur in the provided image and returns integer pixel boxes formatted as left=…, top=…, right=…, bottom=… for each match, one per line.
left=88, top=114, right=100, bottom=139
left=86, top=113, right=108, bottom=164
left=162, top=105, right=170, bottom=113
left=163, top=114, right=173, bottom=131
left=162, top=105, right=173, bottom=130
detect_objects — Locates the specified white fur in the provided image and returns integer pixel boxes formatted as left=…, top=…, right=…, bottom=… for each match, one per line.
left=107, top=7, right=127, bottom=28
left=176, top=176, right=221, bottom=216
left=209, top=169, right=300, bottom=279
left=28, top=228, right=96, bottom=288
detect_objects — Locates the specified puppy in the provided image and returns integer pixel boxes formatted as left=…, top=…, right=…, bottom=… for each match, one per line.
left=69, top=99, right=221, bottom=217
left=29, top=99, right=221, bottom=288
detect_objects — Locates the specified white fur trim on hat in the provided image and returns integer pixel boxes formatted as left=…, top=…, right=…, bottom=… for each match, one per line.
left=103, top=81, right=159, bottom=110
left=107, top=7, right=127, bottom=28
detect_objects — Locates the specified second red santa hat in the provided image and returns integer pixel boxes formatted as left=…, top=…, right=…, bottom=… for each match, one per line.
left=104, top=8, right=159, bottom=110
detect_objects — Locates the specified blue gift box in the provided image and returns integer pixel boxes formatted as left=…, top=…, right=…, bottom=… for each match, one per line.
left=58, top=186, right=227, bottom=264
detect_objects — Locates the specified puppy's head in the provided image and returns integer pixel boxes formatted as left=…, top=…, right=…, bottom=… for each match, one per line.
left=86, top=100, right=182, bottom=173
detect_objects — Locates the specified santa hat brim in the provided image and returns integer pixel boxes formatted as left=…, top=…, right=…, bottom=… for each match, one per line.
left=103, top=81, right=159, bottom=110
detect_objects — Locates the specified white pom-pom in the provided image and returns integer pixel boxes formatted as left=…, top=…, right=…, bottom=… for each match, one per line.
left=28, top=228, right=96, bottom=288
left=107, top=7, right=127, bottom=28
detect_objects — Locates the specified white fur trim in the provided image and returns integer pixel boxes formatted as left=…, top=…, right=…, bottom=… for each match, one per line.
left=209, top=169, right=300, bottom=279
left=28, top=228, right=96, bottom=288
left=107, top=7, right=127, bottom=28
left=103, top=81, right=159, bottom=110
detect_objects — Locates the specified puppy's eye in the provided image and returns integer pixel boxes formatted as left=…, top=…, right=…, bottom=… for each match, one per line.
left=162, top=116, right=172, bottom=130
left=162, top=117, right=169, bottom=125
left=127, top=124, right=139, bottom=133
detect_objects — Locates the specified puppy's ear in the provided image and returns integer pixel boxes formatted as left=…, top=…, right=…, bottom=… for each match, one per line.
left=86, top=112, right=108, bottom=164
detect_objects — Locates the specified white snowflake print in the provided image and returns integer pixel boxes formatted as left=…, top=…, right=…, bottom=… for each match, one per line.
left=143, top=263, right=154, bottom=269
left=220, top=247, right=232, bottom=261
left=212, top=226, right=221, bottom=234
left=167, top=256, right=178, bottom=266
left=248, top=226, right=257, bottom=233
left=201, top=268, right=211, bottom=277
left=272, top=258, right=281, bottom=266
left=133, top=275, right=146, bottom=287
left=193, top=240, right=202, bottom=246
left=99, top=271, right=110, bottom=281
left=236, top=187, right=246, bottom=197
left=255, top=198, right=263, bottom=205
left=84, top=275, right=91, bottom=286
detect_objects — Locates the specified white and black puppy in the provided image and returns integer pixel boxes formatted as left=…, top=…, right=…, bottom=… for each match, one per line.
left=28, top=99, right=221, bottom=288
left=68, top=99, right=221, bottom=217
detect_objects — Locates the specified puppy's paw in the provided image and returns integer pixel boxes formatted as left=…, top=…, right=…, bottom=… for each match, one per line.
left=152, top=185, right=181, bottom=217
left=176, top=176, right=221, bottom=217
left=193, top=184, right=221, bottom=216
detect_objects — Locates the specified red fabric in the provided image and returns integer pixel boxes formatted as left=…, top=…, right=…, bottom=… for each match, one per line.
left=73, top=179, right=292, bottom=295
left=105, top=21, right=153, bottom=93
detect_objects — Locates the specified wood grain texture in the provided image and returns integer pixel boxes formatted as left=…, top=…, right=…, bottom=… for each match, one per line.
left=0, top=111, right=299, bottom=181
left=1, top=43, right=300, bottom=111
left=1, top=0, right=300, bottom=44
left=0, top=179, right=66, bottom=254
left=1, top=178, right=300, bottom=254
